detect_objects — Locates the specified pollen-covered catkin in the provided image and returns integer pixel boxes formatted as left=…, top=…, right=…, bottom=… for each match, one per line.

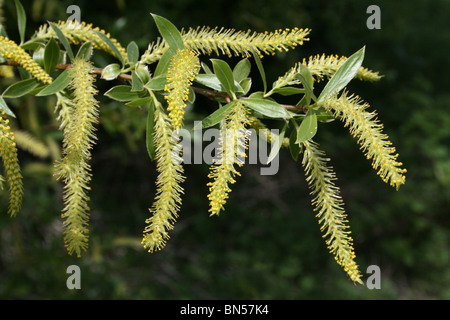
left=141, top=27, right=310, bottom=64
left=207, top=101, right=251, bottom=216
left=0, top=110, right=23, bottom=217
left=164, top=49, right=200, bottom=130
left=0, top=36, right=53, bottom=84
left=56, top=58, right=99, bottom=258
left=273, top=55, right=381, bottom=89
left=142, top=107, right=185, bottom=253
left=322, top=91, right=406, bottom=189
left=302, top=54, right=382, bottom=82
left=33, top=20, right=127, bottom=63
left=302, top=139, right=363, bottom=284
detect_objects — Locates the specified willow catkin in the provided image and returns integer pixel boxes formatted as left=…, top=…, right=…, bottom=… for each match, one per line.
left=56, top=58, right=99, bottom=257
left=207, top=101, right=251, bottom=216
left=0, top=110, right=23, bottom=217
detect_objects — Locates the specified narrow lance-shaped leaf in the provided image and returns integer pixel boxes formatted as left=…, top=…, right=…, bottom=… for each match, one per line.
left=14, top=0, right=26, bottom=44
left=43, top=38, right=60, bottom=73
left=2, top=78, right=39, bottom=98
left=151, top=13, right=185, bottom=54
left=233, top=58, right=251, bottom=83
left=105, top=85, right=142, bottom=101
left=267, top=122, right=287, bottom=164
left=131, top=71, right=144, bottom=92
left=49, top=22, right=74, bottom=61
left=37, top=69, right=70, bottom=96
left=243, top=97, right=293, bottom=119
left=127, top=41, right=139, bottom=64
left=94, top=30, right=125, bottom=65
left=252, top=49, right=267, bottom=93
left=296, top=110, right=318, bottom=143
left=0, top=97, right=16, bottom=118
left=295, top=65, right=317, bottom=104
left=289, top=126, right=301, bottom=161
left=76, top=42, right=93, bottom=61
left=199, top=101, right=236, bottom=129
left=317, top=46, right=365, bottom=103
left=211, top=59, right=236, bottom=99
left=153, top=50, right=172, bottom=77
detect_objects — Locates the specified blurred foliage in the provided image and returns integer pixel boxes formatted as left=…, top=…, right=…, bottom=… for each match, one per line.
left=0, top=0, right=449, bottom=299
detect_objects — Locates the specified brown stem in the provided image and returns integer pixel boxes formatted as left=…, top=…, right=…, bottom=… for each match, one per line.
left=1, top=60, right=304, bottom=111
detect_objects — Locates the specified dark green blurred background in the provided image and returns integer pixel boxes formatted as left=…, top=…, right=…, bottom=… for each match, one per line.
left=0, top=0, right=449, bottom=299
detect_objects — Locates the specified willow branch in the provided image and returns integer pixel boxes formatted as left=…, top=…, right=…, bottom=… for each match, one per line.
left=1, top=60, right=304, bottom=111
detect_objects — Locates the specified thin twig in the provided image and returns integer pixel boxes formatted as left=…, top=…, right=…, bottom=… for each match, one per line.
left=1, top=60, right=305, bottom=111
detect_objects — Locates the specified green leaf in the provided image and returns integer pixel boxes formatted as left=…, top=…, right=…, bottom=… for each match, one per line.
left=296, top=110, right=318, bottom=143
left=2, top=78, right=39, bottom=98
left=131, top=71, right=144, bottom=92
left=127, top=41, right=139, bottom=64
left=146, top=97, right=157, bottom=161
left=252, top=49, right=267, bottom=93
left=243, top=98, right=292, bottom=119
left=318, top=46, right=366, bottom=103
left=76, top=41, right=93, bottom=61
left=194, top=74, right=224, bottom=92
left=187, top=87, right=195, bottom=103
left=101, top=63, right=121, bottom=80
left=211, top=59, right=236, bottom=99
left=37, top=69, right=70, bottom=96
left=237, top=78, right=252, bottom=96
left=93, top=30, right=125, bottom=65
left=125, top=96, right=152, bottom=107
left=14, top=0, right=26, bottom=45
left=0, top=97, right=16, bottom=118
left=295, top=65, right=317, bottom=104
left=154, top=50, right=173, bottom=77
left=49, top=22, right=74, bottom=61
left=270, top=87, right=305, bottom=96
left=267, top=123, right=287, bottom=164
left=199, top=101, right=235, bottom=129
left=135, top=64, right=150, bottom=84
left=289, top=128, right=300, bottom=161
left=32, top=46, right=45, bottom=68
left=20, top=40, right=43, bottom=51
left=144, top=75, right=167, bottom=91
left=0, top=24, right=8, bottom=38
left=151, top=13, right=185, bottom=54
left=105, top=85, right=142, bottom=101
left=313, top=106, right=335, bottom=123
left=201, top=62, right=213, bottom=74
left=233, top=58, right=251, bottom=83
left=44, top=38, right=60, bottom=73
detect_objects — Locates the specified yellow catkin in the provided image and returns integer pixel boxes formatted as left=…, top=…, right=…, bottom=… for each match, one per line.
left=302, top=139, right=363, bottom=284
left=142, top=107, right=185, bottom=253
left=13, top=130, right=50, bottom=159
left=56, top=58, right=99, bottom=257
left=33, top=20, right=127, bottom=63
left=0, top=36, right=53, bottom=84
left=322, top=91, right=407, bottom=189
left=207, top=101, right=250, bottom=216
left=0, top=110, right=23, bottom=217
left=0, top=65, right=14, bottom=78
left=273, top=54, right=381, bottom=89
left=141, top=27, right=310, bottom=64
left=302, top=54, right=382, bottom=82
left=164, top=49, right=200, bottom=130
